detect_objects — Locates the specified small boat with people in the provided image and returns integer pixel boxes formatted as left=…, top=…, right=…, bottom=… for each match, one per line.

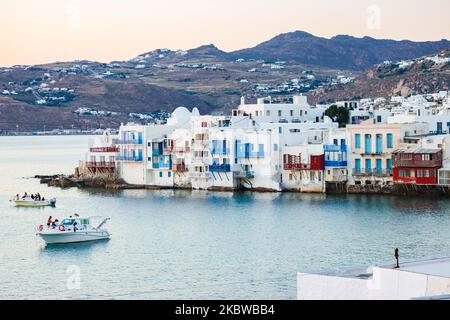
left=11, top=192, right=56, bottom=207
left=37, top=214, right=111, bottom=244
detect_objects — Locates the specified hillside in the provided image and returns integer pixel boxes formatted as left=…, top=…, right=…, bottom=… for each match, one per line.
left=308, top=50, right=450, bottom=104
left=231, top=31, right=450, bottom=71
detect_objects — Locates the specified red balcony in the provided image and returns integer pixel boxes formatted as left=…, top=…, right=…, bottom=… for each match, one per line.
left=284, top=163, right=310, bottom=170
left=86, top=161, right=116, bottom=169
left=89, top=146, right=119, bottom=153
left=283, top=154, right=324, bottom=171
left=392, top=149, right=443, bottom=168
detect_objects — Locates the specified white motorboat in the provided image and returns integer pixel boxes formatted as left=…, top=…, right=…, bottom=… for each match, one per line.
left=37, top=216, right=110, bottom=244
left=12, top=197, right=56, bottom=207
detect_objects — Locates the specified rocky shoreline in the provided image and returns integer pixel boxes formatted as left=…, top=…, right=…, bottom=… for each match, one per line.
left=35, top=174, right=450, bottom=196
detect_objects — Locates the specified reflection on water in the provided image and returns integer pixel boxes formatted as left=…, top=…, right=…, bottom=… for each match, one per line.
left=40, top=239, right=111, bottom=254
left=0, top=135, right=450, bottom=299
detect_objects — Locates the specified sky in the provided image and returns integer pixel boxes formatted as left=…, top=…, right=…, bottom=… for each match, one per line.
left=1, top=0, right=450, bottom=67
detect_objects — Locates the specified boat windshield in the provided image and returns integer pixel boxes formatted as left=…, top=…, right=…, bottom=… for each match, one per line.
left=61, top=219, right=76, bottom=225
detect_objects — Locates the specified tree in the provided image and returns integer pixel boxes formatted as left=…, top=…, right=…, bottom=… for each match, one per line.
left=324, top=104, right=349, bottom=128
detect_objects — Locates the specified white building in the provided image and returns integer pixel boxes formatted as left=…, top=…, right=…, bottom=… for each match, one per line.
left=233, top=95, right=327, bottom=124
left=298, top=257, right=450, bottom=300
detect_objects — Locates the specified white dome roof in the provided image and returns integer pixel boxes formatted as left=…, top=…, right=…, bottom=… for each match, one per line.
left=170, top=106, right=191, bottom=125
left=192, top=107, right=200, bottom=116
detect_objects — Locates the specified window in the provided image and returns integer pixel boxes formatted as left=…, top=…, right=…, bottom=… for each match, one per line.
left=266, top=110, right=270, bottom=116
left=278, top=110, right=282, bottom=117
left=355, top=134, right=361, bottom=149
left=290, top=110, right=293, bottom=117
left=274, top=144, right=278, bottom=151
left=377, top=115, right=382, bottom=123
left=168, top=172, right=172, bottom=178
left=355, top=159, right=361, bottom=173
left=417, top=170, right=423, bottom=178
left=364, top=134, right=372, bottom=154
left=386, top=159, right=392, bottom=171
left=365, top=159, right=372, bottom=171
left=279, top=127, right=282, bottom=134
left=159, top=172, right=163, bottom=178
left=387, top=133, right=393, bottom=148
left=289, top=174, right=293, bottom=181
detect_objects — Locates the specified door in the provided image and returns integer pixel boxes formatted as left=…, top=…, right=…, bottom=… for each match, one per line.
left=365, top=134, right=372, bottom=154
left=355, top=159, right=361, bottom=174
left=376, top=134, right=383, bottom=154
left=365, top=159, right=372, bottom=174
left=376, top=159, right=382, bottom=175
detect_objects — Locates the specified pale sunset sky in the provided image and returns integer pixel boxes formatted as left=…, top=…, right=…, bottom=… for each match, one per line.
left=1, top=0, right=450, bottom=67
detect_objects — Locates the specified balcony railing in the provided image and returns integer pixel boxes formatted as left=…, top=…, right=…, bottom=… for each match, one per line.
left=152, top=162, right=171, bottom=169
left=209, top=164, right=231, bottom=173
left=324, top=144, right=347, bottom=152
left=117, top=156, right=143, bottom=162
left=117, top=139, right=143, bottom=145
left=392, top=159, right=443, bottom=168
left=324, top=160, right=348, bottom=167
left=352, top=169, right=393, bottom=177
left=89, top=146, right=119, bottom=153
left=85, top=161, right=116, bottom=168
left=211, top=148, right=230, bottom=155
left=284, top=163, right=310, bottom=170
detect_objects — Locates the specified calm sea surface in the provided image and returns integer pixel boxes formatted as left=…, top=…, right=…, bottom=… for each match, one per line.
left=1, top=135, right=450, bottom=299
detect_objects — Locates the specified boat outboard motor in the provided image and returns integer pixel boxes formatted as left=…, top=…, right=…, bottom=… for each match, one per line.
left=50, top=198, right=57, bottom=207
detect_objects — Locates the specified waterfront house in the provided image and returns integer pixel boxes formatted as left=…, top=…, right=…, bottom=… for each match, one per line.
left=78, top=130, right=119, bottom=177
left=346, top=120, right=429, bottom=187
left=324, top=128, right=348, bottom=185
left=392, top=148, right=443, bottom=185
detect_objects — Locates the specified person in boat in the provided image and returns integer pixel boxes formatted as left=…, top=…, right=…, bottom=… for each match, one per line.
left=22, top=192, right=28, bottom=199
left=51, top=219, right=59, bottom=229
left=31, top=194, right=35, bottom=200
left=15, top=194, right=19, bottom=200
left=47, top=216, right=52, bottom=229
left=37, top=193, right=41, bottom=201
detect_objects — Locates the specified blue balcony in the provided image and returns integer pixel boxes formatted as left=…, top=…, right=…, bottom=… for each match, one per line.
left=325, top=160, right=348, bottom=167
left=236, top=143, right=250, bottom=158
left=117, top=155, right=143, bottom=162
left=324, top=144, right=347, bottom=152
left=211, top=148, right=230, bottom=155
left=249, top=150, right=265, bottom=158
left=236, top=143, right=264, bottom=158
left=152, top=155, right=171, bottom=169
left=118, top=137, right=143, bottom=145
left=209, top=164, right=231, bottom=172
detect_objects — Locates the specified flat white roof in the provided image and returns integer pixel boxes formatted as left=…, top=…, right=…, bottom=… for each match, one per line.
left=381, top=257, right=450, bottom=278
